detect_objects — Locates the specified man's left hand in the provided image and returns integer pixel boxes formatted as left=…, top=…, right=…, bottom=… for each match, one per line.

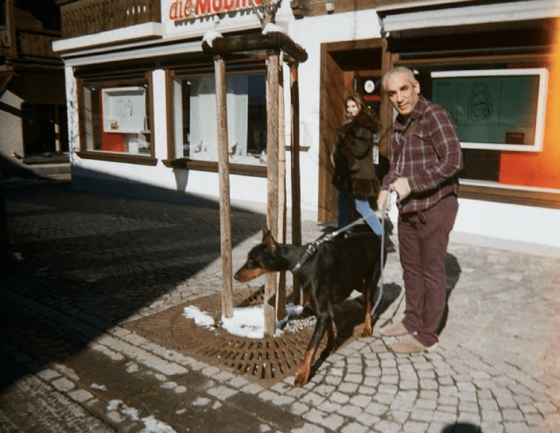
left=390, top=177, right=411, bottom=199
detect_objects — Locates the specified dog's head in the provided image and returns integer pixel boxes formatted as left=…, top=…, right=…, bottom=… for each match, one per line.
left=233, top=228, right=280, bottom=283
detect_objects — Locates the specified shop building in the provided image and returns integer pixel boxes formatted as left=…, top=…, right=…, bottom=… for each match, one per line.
left=1, top=0, right=68, bottom=175
left=53, top=0, right=560, bottom=249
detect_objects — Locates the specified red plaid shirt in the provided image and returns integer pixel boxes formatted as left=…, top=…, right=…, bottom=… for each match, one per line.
left=382, top=95, right=463, bottom=214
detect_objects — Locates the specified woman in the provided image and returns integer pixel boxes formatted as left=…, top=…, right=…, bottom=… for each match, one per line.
left=330, top=93, right=382, bottom=235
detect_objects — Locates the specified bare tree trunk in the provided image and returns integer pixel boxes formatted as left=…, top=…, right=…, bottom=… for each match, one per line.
left=214, top=55, right=233, bottom=318
left=264, top=51, right=280, bottom=336
left=289, top=61, right=302, bottom=305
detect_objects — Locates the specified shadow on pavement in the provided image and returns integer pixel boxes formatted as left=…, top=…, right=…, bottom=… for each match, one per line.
left=441, top=422, right=482, bottom=432
left=0, top=177, right=266, bottom=392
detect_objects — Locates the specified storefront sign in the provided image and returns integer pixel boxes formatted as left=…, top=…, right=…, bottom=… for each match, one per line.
left=169, top=0, right=272, bottom=20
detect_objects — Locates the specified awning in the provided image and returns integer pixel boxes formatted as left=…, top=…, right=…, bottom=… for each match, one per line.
left=377, top=0, right=560, bottom=35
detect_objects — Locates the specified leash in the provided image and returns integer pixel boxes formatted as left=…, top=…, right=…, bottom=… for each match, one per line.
left=292, top=190, right=397, bottom=320
left=290, top=209, right=380, bottom=273
left=371, top=191, right=391, bottom=318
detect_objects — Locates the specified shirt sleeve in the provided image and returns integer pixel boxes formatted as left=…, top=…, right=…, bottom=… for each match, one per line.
left=381, top=133, right=399, bottom=189
left=408, top=107, right=463, bottom=193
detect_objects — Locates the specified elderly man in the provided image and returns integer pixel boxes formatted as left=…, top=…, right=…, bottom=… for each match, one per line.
left=378, top=67, right=463, bottom=354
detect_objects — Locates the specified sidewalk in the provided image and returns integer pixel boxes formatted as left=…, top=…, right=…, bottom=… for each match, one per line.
left=1, top=177, right=559, bottom=432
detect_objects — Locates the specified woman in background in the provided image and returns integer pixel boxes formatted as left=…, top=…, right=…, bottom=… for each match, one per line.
left=330, top=93, right=382, bottom=236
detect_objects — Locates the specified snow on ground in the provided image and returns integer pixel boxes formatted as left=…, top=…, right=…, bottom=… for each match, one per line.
left=183, top=304, right=304, bottom=339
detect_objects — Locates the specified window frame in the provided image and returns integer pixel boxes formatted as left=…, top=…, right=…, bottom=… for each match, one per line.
left=163, top=65, right=267, bottom=178
left=397, top=52, right=560, bottom=210
left=76, top=71, right=157, bottom=166
left=431, top=68, right=548, bottom=152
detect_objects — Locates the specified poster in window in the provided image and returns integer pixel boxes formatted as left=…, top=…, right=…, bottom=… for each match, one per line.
left=431, top=69, right=548, bottom=152
left=102, top=87, right=147, bottom=134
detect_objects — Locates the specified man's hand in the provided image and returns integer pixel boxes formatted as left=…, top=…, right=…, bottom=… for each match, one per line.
left=390, top=177, right=411, bottom=199
left=377, top=189, right=391, bottom=214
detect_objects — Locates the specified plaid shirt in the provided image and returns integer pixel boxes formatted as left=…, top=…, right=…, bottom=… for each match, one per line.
left=382, top=95, right=463, bottom=214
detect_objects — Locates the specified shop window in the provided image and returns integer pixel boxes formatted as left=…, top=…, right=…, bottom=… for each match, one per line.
left=171, top=72, right=267, bottom=166
left=78, top=74, right=153, bottom=161
left=409, top=65, right=560, bottom=201
left=431, top=69, right=547, bottom=152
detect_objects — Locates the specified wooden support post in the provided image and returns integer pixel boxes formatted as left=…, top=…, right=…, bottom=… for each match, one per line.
left=214, top=55, right=234, bottom=319
left=276, top=59, right=287, bottom=320
left=6, top=0, right=17, bottom=60
left=264, top=50, right=280, bottom=337
left=289, top=61, right=302, bottom=305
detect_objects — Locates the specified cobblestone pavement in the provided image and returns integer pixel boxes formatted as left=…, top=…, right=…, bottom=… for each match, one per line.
left=1, top=178, right=559, bottom=432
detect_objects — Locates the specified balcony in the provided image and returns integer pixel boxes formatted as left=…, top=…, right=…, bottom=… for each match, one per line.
left=58, top=0, right=162, bottom=39
left=1, top=26, right=60, bottom=63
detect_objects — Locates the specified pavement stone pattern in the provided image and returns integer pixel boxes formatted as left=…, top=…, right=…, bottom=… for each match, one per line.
left=0, top=178, right=559, bottom=432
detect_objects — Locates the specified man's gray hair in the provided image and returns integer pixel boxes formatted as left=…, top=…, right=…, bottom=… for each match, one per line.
left=382, top=67, right=417, bottom=93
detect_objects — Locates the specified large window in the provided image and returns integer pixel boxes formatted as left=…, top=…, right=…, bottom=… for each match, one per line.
left=431, top=69, right=548, bottom=152
left=171, top=71, right=267, bottom=167
left=78, top=73, right=154, bottom=161
left=410, top=64, right=558, bottom=197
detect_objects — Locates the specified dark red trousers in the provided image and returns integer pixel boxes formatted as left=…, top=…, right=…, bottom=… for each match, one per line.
left=398, top=195, right=459, bottom=347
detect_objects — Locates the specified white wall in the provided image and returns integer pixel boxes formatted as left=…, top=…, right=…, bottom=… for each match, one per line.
left=61, top=7, right=560, bottom=249
left=0, top=91, right=24, bottom=163
left=455, top=198, right=560, bottom=248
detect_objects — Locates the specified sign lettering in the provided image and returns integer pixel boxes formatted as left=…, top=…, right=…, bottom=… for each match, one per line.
left=168, top=0, right=265, bottom=20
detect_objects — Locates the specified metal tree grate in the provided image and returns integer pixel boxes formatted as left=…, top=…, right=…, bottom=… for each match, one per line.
left=126, top=288, right=368, bottom=386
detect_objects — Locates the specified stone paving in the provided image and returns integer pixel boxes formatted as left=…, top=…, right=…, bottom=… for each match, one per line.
left=1, top=178, right=559, bottom=432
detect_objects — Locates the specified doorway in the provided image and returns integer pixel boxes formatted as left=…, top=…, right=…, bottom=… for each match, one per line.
left=22, top=103, right=69, bottom=156
left=318, top=39, right=392, bottom=223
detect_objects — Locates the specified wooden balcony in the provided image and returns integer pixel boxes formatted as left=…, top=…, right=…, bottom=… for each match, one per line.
left=1, top=25, right=61, bottom=61
left=58, top=0, right=162, bottom=39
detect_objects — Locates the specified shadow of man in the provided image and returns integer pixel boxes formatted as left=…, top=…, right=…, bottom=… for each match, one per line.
left=436, top=253, right=462, bottom=335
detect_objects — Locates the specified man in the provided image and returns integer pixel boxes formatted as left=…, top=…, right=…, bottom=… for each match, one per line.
left=377, top=66, right=463, bottom=354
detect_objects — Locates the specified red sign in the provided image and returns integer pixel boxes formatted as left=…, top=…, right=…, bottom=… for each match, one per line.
left=169, top=0, right=266, bottom=20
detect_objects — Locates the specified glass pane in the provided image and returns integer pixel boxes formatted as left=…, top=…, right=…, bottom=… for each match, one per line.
left=82, top=83, right=151, bottom=155
left=174, top=72, right=267, bottom=165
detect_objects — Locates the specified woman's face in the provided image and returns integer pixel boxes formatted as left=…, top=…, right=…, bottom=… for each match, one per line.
left=346, top=100, right=360, bottom=117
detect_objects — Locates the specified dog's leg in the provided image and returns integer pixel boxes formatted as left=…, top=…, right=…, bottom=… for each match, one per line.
left=320, top=318, right=335, bottom=359
left=295, top=316, right=328, bottom=387
left=361, top=282, right=374, bottom=337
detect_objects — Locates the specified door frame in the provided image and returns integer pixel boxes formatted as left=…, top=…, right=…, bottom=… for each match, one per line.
left=318, top=38, right=393, bottom=222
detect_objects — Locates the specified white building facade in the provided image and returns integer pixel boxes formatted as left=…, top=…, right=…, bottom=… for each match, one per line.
left=53, top=0, right=560, bottom=250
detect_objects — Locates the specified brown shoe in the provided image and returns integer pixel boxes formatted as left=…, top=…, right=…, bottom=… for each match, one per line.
left=390, top=337, right=438, bottom=354
left=379, top=321, right=410, bottom=337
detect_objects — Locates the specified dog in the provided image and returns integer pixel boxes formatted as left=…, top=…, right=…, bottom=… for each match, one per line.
left=234, top=226, right=385, bottom=386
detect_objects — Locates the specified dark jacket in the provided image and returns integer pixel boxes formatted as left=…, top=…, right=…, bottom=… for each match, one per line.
left=331, top=111, right=380, bottom=197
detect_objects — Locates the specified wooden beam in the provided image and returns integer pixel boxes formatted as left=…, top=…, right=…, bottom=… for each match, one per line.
left=202, top=32, right=308, bottom=63
left=288, top=59, right=302, bottom=305
left=264, top=50, right=280, bottom=337
left=214, top=55, right=234, bottom=319
left=276, top=59, right=287, bottom=320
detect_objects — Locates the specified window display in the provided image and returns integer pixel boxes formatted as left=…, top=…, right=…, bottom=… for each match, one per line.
left=80, top=78, right=152, bottom=156
left=172, top=72, right=267, bottom=165
left=431, top=69, right=548, bottom=152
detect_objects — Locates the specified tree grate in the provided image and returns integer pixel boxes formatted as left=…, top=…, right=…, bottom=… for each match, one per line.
left=126, top=288, right=368, bottom=386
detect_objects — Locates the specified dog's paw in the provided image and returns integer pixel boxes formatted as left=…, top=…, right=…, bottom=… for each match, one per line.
left=360, top=326, right=373, bottom=337
left=294, top=370, right=310, bottom=387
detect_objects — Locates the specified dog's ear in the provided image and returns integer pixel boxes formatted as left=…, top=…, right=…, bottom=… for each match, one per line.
left=262, top=227, right=277, bottom=251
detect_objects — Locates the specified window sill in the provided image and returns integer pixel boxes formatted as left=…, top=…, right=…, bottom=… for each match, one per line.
left=77, top=151, right=157, bottom=166
left=460, top=181, right=560, bottom=209
left=163, top=158, right=267, bottom=177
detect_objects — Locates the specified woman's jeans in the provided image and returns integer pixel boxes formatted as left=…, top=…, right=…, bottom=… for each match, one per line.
left=354, top=196, right=383, bottom=236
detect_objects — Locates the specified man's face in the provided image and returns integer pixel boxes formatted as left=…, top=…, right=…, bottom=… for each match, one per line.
left=385, top=72, right=420, bottom=119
